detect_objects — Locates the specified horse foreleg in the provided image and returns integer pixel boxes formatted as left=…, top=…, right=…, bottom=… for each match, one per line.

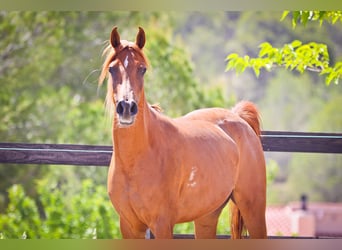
left=119, top=217, right=147, bottom=239
left=148, top=218, right=174, bottom=239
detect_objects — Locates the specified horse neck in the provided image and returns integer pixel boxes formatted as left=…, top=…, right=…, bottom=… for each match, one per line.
left=112, top=90, right=152, bottom=166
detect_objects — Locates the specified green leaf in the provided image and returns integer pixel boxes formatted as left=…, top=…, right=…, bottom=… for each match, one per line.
left=235, top=57, right=248, bottom=73
left=225, top=59, right=237, bottom=71
left=292, top=11, right=300, bottom=28
left=301, top=11, right=310, bottom=26
left=318, top=11, right=326, bottom=21
left=249, top=58, right=261, bottom=77
left=225, top=53, right=239, bottom=61
left=258, top=42, right=272, bottom=57
left=332, top=14, right=340, bottom=24
left=253, top=65, right=260, bottom=78
left=291, top=40, right=302, bottom=48
left=244, top=55, right=250, bottom=62
left=280, top=11, right=290, bottom=21
left=326, top=72, right=335, bottom=85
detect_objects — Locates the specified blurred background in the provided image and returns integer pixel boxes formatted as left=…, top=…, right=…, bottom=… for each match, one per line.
left=0, top=11, right=341, bottom=238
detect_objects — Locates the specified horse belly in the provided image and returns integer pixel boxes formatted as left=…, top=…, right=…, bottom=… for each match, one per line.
left=176, top=136, right=238, bottom=223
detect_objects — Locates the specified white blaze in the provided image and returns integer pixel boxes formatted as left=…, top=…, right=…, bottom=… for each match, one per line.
left=124, top=55, right=129, bottom=68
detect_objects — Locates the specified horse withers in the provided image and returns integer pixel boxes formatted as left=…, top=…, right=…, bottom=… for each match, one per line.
left=99, top=27, right=267, bottom=239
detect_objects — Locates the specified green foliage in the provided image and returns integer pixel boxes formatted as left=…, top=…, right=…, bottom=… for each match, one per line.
left=309, top=92, right=342, bottom=132
left=144, top=26, right=230, bottom=117
left=262, top=78, right=342, bottom=204
left=0, top=185, right=41, bottom=239
left=259, top=69, right=325, bottom=132
left=0, top=180, right=120, bottom=239
left=284, top=93, right=342, bottom=203
left=0, top=180, right=233, bottom=238
left=0, top=11, right=113, bottom=210
left=144, top=26, right=201, bottom=116
left=281, top=11, right=342, bottom=27
left=266, top=159, right=280, bottom=184
left=287, top=154, right=342, bottom=203
left=226, top=11, right=342, bottom=85
left=226, top=40, right=340, bottom=85
left=265, top=159, right=280, bottom=204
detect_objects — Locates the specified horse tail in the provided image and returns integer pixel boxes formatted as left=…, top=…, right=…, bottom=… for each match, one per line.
left=230, top=101, right=260, bottom=239
left=230, top=201, right=246, bottom=239
left=231, top=101, right=261, bottom=136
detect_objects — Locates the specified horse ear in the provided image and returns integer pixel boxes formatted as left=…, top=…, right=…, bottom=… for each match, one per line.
left=136, top=27, right=145, bottom=49
left=110, top=26, right=121, bottom=48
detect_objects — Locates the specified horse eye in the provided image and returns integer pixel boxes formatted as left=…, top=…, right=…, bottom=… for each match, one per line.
left=109, top=66, right=118, bottom=75
left=139, top=66, right=147, bottom=75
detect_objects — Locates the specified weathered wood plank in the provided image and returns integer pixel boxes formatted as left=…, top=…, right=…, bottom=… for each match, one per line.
left=0, top=143, right=112, bottom=166
left=261, top=131, right=342, bottom=154
left=146, top=232, right=338, bottom=239
left=171, top=234, right=334, bottom=239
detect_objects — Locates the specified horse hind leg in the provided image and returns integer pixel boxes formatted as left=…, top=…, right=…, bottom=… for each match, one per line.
left=194, top=211, right=220, bottom=239
left=231, top=190, right=267, bottom=239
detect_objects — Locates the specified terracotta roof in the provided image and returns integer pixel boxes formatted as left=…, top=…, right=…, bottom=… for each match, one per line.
left=266, top=205, right=292, bottom=236
left=266, top=202, right=342, bottom=237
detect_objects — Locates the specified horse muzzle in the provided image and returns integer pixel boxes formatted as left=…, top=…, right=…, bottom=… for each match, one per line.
left=116, top=100, right=138, bottom=126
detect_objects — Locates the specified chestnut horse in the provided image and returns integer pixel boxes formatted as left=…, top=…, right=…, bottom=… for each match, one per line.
left=99, top=27, right=267, bottom=239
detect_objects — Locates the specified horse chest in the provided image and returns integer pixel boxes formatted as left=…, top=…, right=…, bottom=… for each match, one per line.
left=112, top=161, right=167, bottom=221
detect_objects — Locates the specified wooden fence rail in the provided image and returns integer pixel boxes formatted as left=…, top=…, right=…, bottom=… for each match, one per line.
left=0, top=131, right=341, bottom=166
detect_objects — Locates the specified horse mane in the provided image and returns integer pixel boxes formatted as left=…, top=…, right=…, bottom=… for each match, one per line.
left=98, top=44, right=115, bottom=86
left=98, top=41, right=149, bottom=86
left=150, top=103, right=163, bottom=113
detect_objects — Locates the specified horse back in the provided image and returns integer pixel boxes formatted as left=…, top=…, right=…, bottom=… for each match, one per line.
left=180, top=104, right=264, bottom=160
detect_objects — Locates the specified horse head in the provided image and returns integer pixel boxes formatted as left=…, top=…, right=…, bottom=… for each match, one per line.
left=106, top=27, right=148, bottom=127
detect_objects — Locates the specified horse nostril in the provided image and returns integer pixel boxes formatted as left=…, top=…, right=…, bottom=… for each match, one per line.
left=130, top=101, right=138, bottom=115
left=116, top=101, right=125, bottom=115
